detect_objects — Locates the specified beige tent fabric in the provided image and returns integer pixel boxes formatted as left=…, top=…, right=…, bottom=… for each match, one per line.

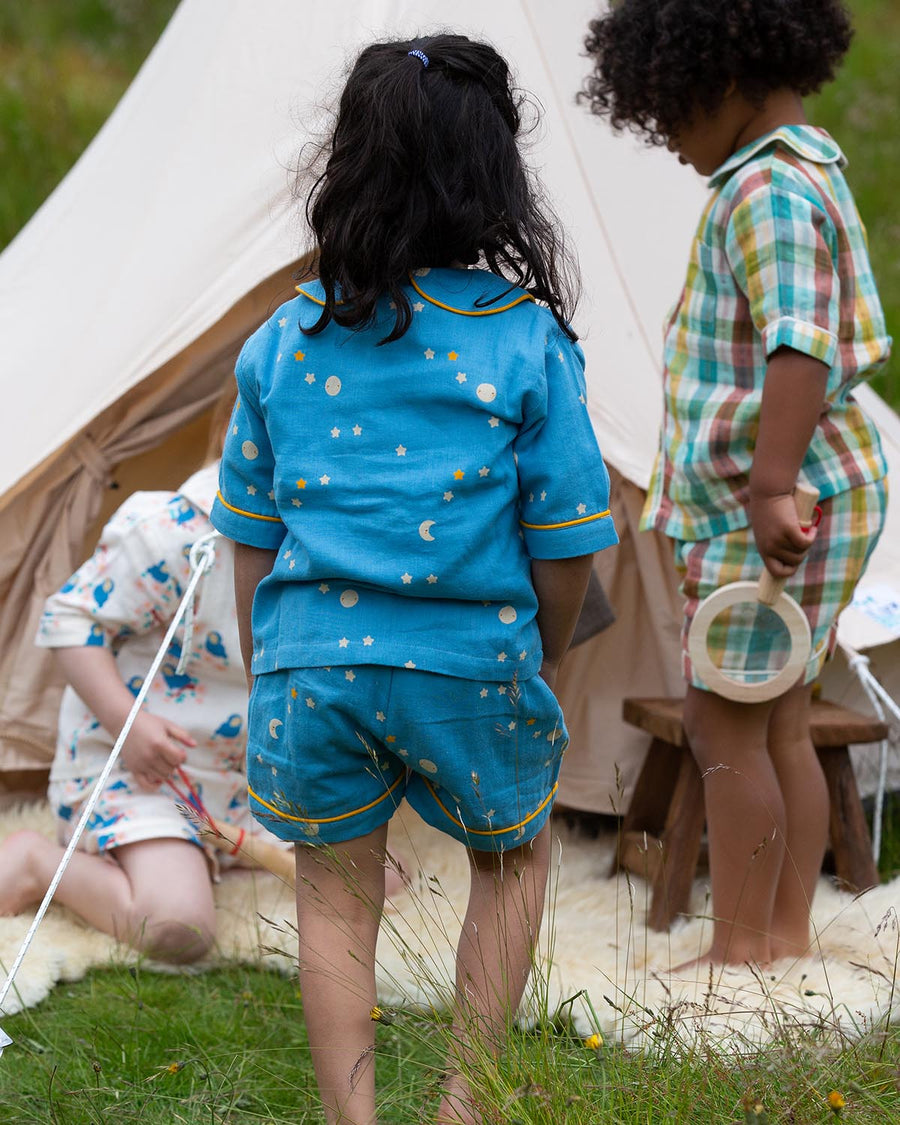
left=0, top=263, right=301, bottom=784
left=555, top=466, right=685, bottom=813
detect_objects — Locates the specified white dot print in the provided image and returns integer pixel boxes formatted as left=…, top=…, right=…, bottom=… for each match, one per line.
left=476, top=383, right=497, bottom=403
left=241, top=441, right=259, bottom=460
left=418, top=758, right=439, bottom=774
left=498, top=605, right=517, bottom=625
left=339, top=590, right=359, bottom=608
left=325, top=376, right=342, bottom=396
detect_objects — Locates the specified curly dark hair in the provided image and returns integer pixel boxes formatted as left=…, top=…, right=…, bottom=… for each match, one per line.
left=301, top=33, right=578, bottom=344
left=581, top=0, right=853, bottom=145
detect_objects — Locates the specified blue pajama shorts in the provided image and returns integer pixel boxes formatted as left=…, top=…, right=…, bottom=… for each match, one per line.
left=246, top=665, right=568, bottom=851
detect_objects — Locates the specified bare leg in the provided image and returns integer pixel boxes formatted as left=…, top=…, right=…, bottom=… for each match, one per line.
left=436, top=825, right=551, bottom=1125
left=681, top=686, right=784, bottom=966
left=0, top=830, right=215, bottom=962
left=767, top=683, right=828, bottom=959
left=294, top=824, right=388, bottom=1125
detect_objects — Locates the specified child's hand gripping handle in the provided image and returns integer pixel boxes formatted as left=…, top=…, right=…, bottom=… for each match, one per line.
left=757, top=483, right=820, bottom=606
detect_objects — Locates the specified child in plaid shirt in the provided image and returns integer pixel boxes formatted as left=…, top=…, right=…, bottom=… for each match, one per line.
left=583, top=0, right=890, bottom=967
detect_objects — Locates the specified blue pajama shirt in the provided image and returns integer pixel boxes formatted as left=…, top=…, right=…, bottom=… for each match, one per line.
left=211, top=267, right=618, bottom=846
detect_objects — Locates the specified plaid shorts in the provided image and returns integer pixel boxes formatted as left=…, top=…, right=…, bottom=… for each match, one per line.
left=675, top=480, right=887, bottom=692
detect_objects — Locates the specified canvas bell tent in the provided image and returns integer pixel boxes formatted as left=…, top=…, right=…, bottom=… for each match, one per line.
left=1, top=0, right=898, bottom=811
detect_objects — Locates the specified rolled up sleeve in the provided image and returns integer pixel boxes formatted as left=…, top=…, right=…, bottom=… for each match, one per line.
left=514, top=331, right=618, bottom=559
left=725, top=181, right=840, bottom=367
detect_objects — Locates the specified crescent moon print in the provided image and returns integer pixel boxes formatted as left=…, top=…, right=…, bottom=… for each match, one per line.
left=268, top=718, right=283, bottom=739
left=419, top=520, right=436, bottom=542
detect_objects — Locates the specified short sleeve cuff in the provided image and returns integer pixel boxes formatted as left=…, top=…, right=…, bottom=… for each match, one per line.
left=35, top=610, right=110, bottom=649
left=761, top=316, right=837, bottom=366
left=210, top=491, right=286, bottom=549
left=521, top=510, right=618, bottom=560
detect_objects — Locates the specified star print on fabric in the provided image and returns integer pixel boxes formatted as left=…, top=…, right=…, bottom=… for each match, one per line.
left=294, top=350, right=305, bottom=361
left=453, top=469, right=465, bottom=480
left=290, top=687, right=298, bottom=699
left=412, top=302, right=424, bottom=312
left=268, top=490, right=275, bottom=500
left=319, top=584, right=330, bottom=593
left=508, top=721, right=516, bottom=731
left=306, top=697, right=316, bottom=709
left=528, top=493, right=534, bottom=502
left=345, top=670, right=355, bottom=681
left=401, top=573, right=413, bottom=584
left=284, top=550, right=291, bottom=559
left=488, top=417, right=499, bottom=428
left=576, top=503, right=587, bottom=515
left=352, top=425, right=362, bottom=436
left=579, top=394, right=587, bottom=405
left=288, top=560, right=295, bottom=570
left=276, top=354, right=282, bottom=363
left=424, top=348, right=435, bottom=360
left=497, top=685, right=508, bottom=695
left=396, top=445, right=407, bottom=456
left=497, top=652, right=507, bottom=662
left=479, top=688, right=489, bottom=698
left=278, top=317, right=288, bottom=327
left=232, top=424, right=238, bottom=435
left=305, top=373, right=316, bottom=384
left=557, top=351, right=564, bottom=362
left=540, top=491, right=547, bottom=501
left=404, top=661, right=416, bottom=669
left=292, top=498, right=302, bottom=507
left=338, top=637, right=349, bottom=648
left=247, top=485, right=257, bottom=495
left=448, top=351, right=458, bottom=361
left=331, top=428, right=340, bottom=438
left=455, top=372, right=467, bottom=384
left=362, top=636, right=374, bottom=646
left=297, top=479, right=306, bottom=489
left=426, top=574, right=438, bottom=584
left=443, top=491, right=454, bottom=502
left=478, top=467, right=489, bottom=477
left=319, top=474, right=330, bottom=485
left=376, top=711, right=385, bottom=722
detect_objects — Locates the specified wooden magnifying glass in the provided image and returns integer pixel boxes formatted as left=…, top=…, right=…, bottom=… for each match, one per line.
left=687, top=483, right=820, bottom=703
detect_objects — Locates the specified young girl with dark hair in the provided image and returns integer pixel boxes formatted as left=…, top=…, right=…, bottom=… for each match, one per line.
left=583, top=1, right=889, bottom=969
left=211, top=33, right=617, bottom=1125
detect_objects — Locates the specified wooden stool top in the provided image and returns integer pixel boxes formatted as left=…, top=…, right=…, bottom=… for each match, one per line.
left=623, top=697, right=888, bottom=748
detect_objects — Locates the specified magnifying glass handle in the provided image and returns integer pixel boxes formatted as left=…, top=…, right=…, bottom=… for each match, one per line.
left=757, top=483, right=820, bottom=606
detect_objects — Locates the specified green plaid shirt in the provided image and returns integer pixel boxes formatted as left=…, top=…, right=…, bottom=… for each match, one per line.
left=642, top=125, right=890, bottom=541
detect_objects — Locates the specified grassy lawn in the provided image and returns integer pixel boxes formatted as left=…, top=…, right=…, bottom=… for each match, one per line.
left=2, top=962, right=900, bottom=1122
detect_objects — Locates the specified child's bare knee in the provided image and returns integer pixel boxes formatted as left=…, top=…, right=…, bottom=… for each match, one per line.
left=133, top=914, right=215, bottom=963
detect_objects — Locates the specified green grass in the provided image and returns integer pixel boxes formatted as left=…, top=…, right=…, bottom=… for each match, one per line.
left=2, top=962, right=900, bottom=1123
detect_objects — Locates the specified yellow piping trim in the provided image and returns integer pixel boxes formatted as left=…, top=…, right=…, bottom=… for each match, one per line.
left=216, top=490, right=283, bottom=523
left=423, top=780, right=558, bottom=837
left=408, top=273, right=534, bottom=316
left=520, top=509, right=611, bottom=531
left=295, top=284, right=331, bottom=306
left=248, top=771, right=405, bottom=825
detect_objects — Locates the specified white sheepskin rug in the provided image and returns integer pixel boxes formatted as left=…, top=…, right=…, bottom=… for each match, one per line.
left=2, top=800, right=899, bottom=1050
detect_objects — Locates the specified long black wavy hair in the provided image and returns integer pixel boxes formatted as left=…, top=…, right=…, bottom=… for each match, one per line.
left=581, top=0, right=853, bottom=146
left=300, top=34, right=578, bottom=343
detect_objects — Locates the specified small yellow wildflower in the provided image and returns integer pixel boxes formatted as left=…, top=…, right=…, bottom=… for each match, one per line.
left=583, top=1033, right=602, bottom=1051
left=166, top=1061, right=185, bottom=1075
left=827, top=1090, right=846, bottom=1114
left=370, top=1005, right=394, bottom=1025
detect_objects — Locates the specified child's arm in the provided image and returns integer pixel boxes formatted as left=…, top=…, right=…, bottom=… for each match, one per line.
left=53, top=645, right=196, bottom=791
left=233, top=543, right=278, bottom=686
left=749, top=347, right=827, bottom=579
left=531, top=555, right=595, bottom=689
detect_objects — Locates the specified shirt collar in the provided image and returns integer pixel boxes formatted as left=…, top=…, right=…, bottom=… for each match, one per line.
left=295, top=267, right=534, bottom=317
left=708, top=125, right=846, bottom=188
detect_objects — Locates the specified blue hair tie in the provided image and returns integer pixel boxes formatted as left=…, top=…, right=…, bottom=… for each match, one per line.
left=407, top=49, right=429, bottom=68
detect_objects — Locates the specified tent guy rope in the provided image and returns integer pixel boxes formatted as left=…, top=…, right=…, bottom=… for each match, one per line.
left=0, top=531, right=220, bottom=1056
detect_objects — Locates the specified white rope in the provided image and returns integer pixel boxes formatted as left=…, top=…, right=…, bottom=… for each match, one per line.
left=840, top=642, right=900, bottom=864
left=0, top=532, right=219, bottom=1050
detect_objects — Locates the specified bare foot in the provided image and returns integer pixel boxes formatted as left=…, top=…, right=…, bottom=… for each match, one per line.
left=435, top=1072, right=480, bottom=1124
left=0, top=830, right=53, bottom=915
left=669, top=947, right=771, bottom=975
left=769, top=935, right=812, bottom=961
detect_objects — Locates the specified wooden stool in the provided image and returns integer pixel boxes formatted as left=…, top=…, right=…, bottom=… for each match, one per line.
left=614, top=697, right=887, bottom=932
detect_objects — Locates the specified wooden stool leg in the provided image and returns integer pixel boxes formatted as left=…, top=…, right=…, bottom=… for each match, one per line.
left=648, top=746, right=705, bottom=932
left=610, top=737, right=682, bottom=878
left=817, top=744, right=879, bottom=893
